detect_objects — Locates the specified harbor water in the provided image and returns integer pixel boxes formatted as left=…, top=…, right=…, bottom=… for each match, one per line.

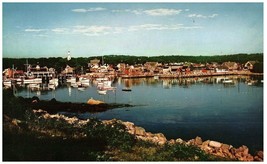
left=15, top=75, right=263, bottom=152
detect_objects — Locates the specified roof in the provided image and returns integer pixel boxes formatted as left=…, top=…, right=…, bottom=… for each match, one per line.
left=246, top=61, right=257, bottom=65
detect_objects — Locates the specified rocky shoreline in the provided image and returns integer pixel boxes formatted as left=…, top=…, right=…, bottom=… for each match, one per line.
left=31, top=109, right=263, bottom=161
left=22, top=96, right=134, bottom=114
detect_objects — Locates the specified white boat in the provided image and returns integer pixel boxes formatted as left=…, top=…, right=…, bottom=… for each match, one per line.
left=66, top=77, right=76, bottom=83
left=247, top=80, right=257, bottom=86
left=103, top=81, right=112, bottom=87
left=95, top=77, right=109, bottom=81
left=28, top=83, right=40, bottom=90
left=71, top=83, right=78, bottom=88
left=97, top=89, right=107, bottom=95
left=97, top=80, right=112, bottom=89
left=14, top=77, right=23, bottom=83
left=49, top=78, right=58, bottom=84
left=24, top=78, right=42, bottom=84
left=80, top=78, right=90, bottom=86
left=78, top=86, right=86, bottom=91
left=222, top=79, right=233, bottom=84
left=48, top=84, right=56, bottom=90
left=3, top=80, right=12, bottom=86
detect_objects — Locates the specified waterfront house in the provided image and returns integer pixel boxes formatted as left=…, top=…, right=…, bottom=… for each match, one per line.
left=144, top=62, right=158, bottom=73
left=27, top=64, right=56, bottom=78
left=206, top=62, right=219, bottom=71
left=88, top=58, right=101, bottom=68
left=244, top=61, right=258, bottom=70
left=117, top=63, right=126, bottom=73
left=215, top=65, right=228, bottom=73
left=3, top=68, right=24, bottom=78
left=61, top=65, right=74, bottom=76
left=222, top=61, right=239, bottom=71
left=191, top=63, right=206, bottom=74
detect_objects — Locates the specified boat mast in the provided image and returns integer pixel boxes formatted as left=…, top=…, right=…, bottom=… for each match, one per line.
left=24, top=59, right=30, bottom=77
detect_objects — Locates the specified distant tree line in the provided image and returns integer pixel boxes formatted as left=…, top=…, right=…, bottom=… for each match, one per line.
left=2, top=53, right=263, bottom=73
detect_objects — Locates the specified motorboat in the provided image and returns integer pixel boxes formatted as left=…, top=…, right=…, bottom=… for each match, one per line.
left=49, top=78, right=59, bottom=86
left=122, top=88, right=132, bottom=92
left=79, top=77, right=90, bottom=84
left=222, top=78, right=233, bottom=84
left=48, top=83, right=56, bottom=90
left=66, top=77, right=76, bottom=83
left=78, top=85, right=86, bottom=91
left=3, top=79, right=12, bottom=86
left=23, top=78, right=42, bottom=84
left=97, top=89, right=107, bottom=95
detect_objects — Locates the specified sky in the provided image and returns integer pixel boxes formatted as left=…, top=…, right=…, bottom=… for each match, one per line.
left=2, top=2, right=264, bottom=58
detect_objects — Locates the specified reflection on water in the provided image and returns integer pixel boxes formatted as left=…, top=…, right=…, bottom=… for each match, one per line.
left=14, top=75, right=263, bottom=152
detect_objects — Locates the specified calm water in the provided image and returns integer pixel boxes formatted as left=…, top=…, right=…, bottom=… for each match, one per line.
left=16, top=75, right=263, bottom=152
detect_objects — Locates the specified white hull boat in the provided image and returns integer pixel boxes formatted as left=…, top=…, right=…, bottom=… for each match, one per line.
left=24, top=78, right=42, bottom=84
left=97, top=89, right=107, bottom=95
left=67, top=77, right=76, bottom=83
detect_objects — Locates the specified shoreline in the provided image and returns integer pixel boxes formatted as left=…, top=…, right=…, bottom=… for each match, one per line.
left=2, top=84, right=263, bottom=161
left=28, top=109, right=264, bottom=161
left=120, top=71, right=263, bottom=79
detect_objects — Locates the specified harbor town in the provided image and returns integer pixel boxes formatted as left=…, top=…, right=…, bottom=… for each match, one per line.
left=2, top=55, right=263, bottom=91
left=3, top=2, right=263, bottom=162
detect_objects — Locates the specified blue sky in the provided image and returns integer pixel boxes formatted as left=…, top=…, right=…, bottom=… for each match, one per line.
left=2, top=3, right=263, bottom=58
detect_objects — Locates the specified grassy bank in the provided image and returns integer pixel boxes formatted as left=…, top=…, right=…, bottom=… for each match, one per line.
left=3, top=89, right=230, bottom=161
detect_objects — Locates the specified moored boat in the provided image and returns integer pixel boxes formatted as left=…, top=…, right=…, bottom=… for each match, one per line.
left=222, top=78, right=234, bottom=84
left=97, top=89, right=107, bottom=95
left=23, top=78, right=42, bottom=84
left=122, top=88, right=132, bottom=91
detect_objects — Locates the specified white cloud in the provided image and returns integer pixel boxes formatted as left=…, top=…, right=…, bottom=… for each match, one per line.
left=87, top=7, right=106, bottom=12
left=72, top=25, right=112, bottom=36
left=209, top=14, right=218, bottom=18
left=52, top=28, right=69, bottom=33
left=143, top=8, right=182, bottom=16
left=112, top=9, right=143, bottom=15
left=25, top=28, right=46, bottom=32
left=128, top=24, right=201, bottom=31
left=72, top=7, right=106, bottom=13
left=25, top=23, right=201, bottom=37
left=72, top=9, right=87, bottom=13
left=188, top=13, right=218, bottom=19
left=112, top=8, right=182, bottom=16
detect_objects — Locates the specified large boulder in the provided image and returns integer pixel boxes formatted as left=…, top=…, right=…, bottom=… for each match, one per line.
left=135, top=126, right=146, bottom=136
left=254, top=152, right=263, bottom=162
left=87, top=98, right=104, bottom=105
left=175, top=138, right=184, bottom=144
left=209, top=141, right=222, bottom=148
left=195, top=136, right=203, bottom=145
